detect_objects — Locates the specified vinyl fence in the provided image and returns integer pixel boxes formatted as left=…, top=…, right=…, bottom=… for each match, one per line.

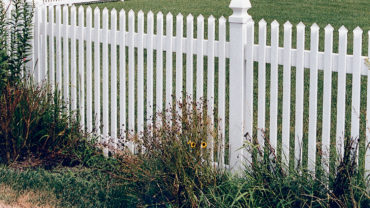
left=41, top=0, right=123, bottom=6
left=30, top=2, right=370, bottom=177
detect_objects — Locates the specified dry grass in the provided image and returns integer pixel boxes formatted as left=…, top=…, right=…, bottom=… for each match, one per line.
left=0, top=184, right=59, bottom=208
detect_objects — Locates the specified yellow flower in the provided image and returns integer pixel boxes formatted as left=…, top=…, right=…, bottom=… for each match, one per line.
left=187, top=140, right=192, bottom=145
left=190, top=142, right=196, bottom=148
left=201, top=142, right=207, bottom=149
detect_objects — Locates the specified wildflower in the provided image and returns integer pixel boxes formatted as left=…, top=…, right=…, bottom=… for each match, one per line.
left=201, top=142, right=207, bottom=149
left=187, top=140, right=192, bottom=145
left=190, top=142, right=196, bottom=148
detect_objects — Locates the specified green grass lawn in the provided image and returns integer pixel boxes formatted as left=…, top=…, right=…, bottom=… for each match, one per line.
left=87, top=0, right=370, bottom=54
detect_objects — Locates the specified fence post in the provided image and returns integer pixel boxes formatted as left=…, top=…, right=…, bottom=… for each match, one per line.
left=229, top=0, right=251, bottom=173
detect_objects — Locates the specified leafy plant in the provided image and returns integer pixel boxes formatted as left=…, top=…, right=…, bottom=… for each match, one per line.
left=0, top=80, right=87, bottom=165
left=117, top=98, right=222, bottom=207
left=0, top=0, right=33, bottom=90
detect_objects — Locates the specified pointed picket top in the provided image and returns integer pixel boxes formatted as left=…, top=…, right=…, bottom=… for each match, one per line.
left=86, top=6, right=92, bottom=15
left=147, top=10, right=153, bottom=17
left=128, top=9, right=134, bottom=16
left=208, top=15, right=215, bottom=22
left=138, top=10, right=144, bottom=19
left=339, top=25, right=348, bottom=34
left=71, top=5, right=76, bottom=13
left=166, top=12, right=173, bottom=19
left=310, top=23, right=319, bottom=32
left=119, top=9, right=125, bottom=17
left=324, top=24, right=334, bottom=32
left=157, top=11, right=163, bottom=19
left=219, top=16, right=226, bottom=24
left=177, top=13, right=183, bottom=19
left=197, top=14, right=204, bottom=22
left=111, top=8, right=117, bottom=15
left=94, top=6, right=100, bottom=14
left=247, top=19, right=255, bottom=26
left=78, top=5, right=84, bottom=12
left=187, top=13, right=193, bottom=21
left=353, top=26, right=363, bottom=35
left=63, top=4, right=69, bottom=11
left=284, top=21, right=292, bottom=29
left=271, top=20, right=279, bottom=27
left=297, top=21, right=305, bottom=29
left=258, top=18, right=266, bottom=26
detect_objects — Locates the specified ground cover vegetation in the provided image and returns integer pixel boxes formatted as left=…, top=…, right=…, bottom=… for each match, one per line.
left=0, top=0, right=369, bottom=207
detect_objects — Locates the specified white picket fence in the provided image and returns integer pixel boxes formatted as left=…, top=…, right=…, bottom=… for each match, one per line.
left=30, top=1, right=370, bottom=177
left=36, top=0, right=123, bottom=6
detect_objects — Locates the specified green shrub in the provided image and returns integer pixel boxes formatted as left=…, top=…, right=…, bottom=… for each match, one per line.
left=0, top=0, right=33, bottom=89
left=198, top=137, right=369, bottom=208
left=117, top=99, right=222, bottom=207
left=0, top=80, right=88, bottom=165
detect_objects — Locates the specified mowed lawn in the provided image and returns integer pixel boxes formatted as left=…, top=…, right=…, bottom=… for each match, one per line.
left=87, top=0, right=370, bottom=53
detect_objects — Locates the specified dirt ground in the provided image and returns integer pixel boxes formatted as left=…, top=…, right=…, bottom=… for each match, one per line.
left=0, top=185, right=57, bottom=208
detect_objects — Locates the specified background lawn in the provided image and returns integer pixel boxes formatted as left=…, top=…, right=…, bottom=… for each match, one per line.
left=87, top=0, right=370, bottom=54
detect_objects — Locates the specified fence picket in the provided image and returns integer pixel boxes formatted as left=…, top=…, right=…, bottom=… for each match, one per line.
left=322, top=25, right=334, bottom=174
left=63, top=5, right=69, bottom=112
left=196, top=15, right=204, bottom=102
left=111, top=9, right=118, bottom=147
left=56, top=6, right=62, bottom=91
left=336, top=26, right=348, bottom=160
left=156, top=12, right=164, bottom=118
left=86, top=7, right=92, bottom=132
left=245, top=20, right=254, bottom=157
left=218, top=16, right=226, bottom=167
left=257, top=19, right=267, bottom=155
left=146, top=11, right=154, bottom=128
left=33, top=8, right=40, bottom=82
left=282, top=21, right=292, bottom=167
left=48, top=6, right=55, bottom=91
left=78, top=6, right=85, bottom=129
left=102, top=8, right=109, bottom=151
left=94, top=7, right=101, bottom=137
left=119, top=9, right=126, bottom=139
left=186, top=14, right=194, bottom=99
left=295, top=22, right=305, bottom=168
left=351, top=27, right=363, bottom=162
left=366, top=31, right=370, bottom=179
left=166, top=13, right=173, bottom=109
left=71, top=6, right=77, bottom=113
left=270, top=20, right=279, bottom=152
left=128, top=10, right=135, bottom=152
left=41, top=6, right=47, bottom=81
left=207, top=16, right=215, bottom=161
left=137, top=10, right=144, bottom=135
left=308, top=23, right=319, bottom=172
left=176, top=14, right=183, bottom=108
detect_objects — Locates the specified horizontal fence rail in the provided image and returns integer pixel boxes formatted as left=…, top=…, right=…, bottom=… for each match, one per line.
left=30, top=5, right=370, bottom=178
